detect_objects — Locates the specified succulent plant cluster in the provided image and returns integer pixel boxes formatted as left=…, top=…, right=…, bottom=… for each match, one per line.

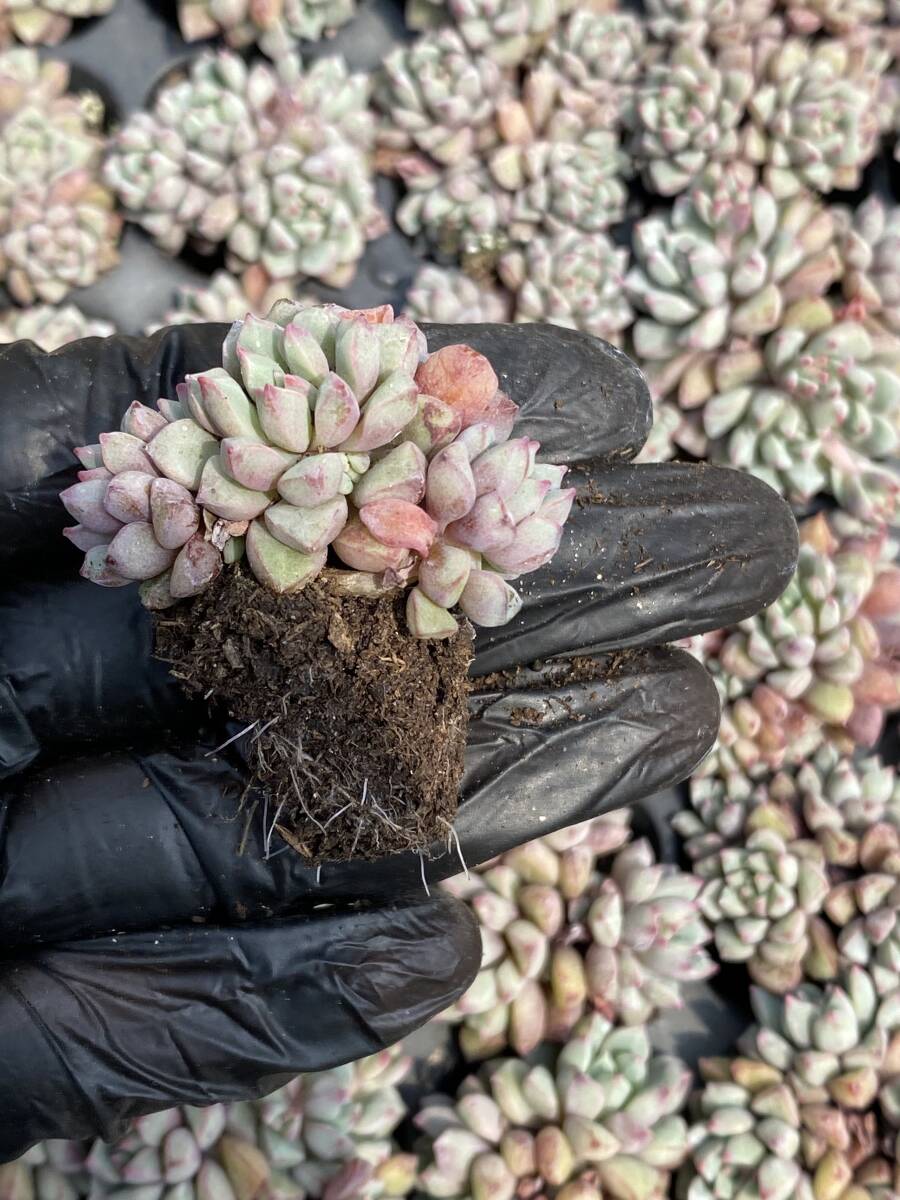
left=8, top=1046, right=414, bottom=1200
left=177, top=0, right=357, bottom=56
left=440, top=816, right=717, bottom=1060
left=0, top=0, right=116, bottom=46
left=0, top=48, right=120, bottom=304
left=0, top=301, right=113, bottom=348
left=104, top=51, right=383, bottom=291
left=62, top=301, right=574, bottom=638
left=416, top=1011, right=694, bottom=1200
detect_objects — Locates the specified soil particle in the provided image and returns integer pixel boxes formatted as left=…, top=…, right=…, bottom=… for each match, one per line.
left=155, top=567, right=472, bottom=864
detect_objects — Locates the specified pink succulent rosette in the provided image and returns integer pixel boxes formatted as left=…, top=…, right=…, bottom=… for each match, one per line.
left=62, top=303, right=575, bottom=638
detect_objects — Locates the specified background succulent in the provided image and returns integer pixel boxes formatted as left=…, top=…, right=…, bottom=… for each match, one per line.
left=0, top=301, right=113, bottom=347
left=417, top=1012, right=693, bottom=1200
left=0, top=0, right=116, bottom=46
left=0, top=48, right=119, bottom=303
left=498, top=230, right=633, bottom=343
left=834, top=195, right=900, bottom=335
left=177, top=0, right=357, bottom=56
left=642, top=0, right=777, bottom=46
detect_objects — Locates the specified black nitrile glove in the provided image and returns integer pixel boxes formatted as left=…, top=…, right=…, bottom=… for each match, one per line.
left=0, top=322, right=798, bottom=1157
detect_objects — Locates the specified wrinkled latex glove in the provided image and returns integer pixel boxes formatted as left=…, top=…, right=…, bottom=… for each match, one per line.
left=0, top=321, right=798, bottom=1157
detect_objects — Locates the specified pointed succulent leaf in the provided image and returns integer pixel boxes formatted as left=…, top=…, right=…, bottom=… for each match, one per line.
left=246, top=520, right=327, bottom=594
left=196, top=369, right=264, bottom=440
left=426, top=442, right=478, bottom=528
left=415, top=344, right=499, bottom=428
left=100, top=432, right=156, bottom=476
left=139, top=570, right=177, bottom=610
left=197, top=458, right=272, bottom=522
left=150, top=478, right=201, bottom=550
left=472, top=438, right=535, bottom=499
left=121, top=401, right=167, bottom=441
left=486, top=515, right=562, bottom=575
left=169, top=535, right=224, bottom=599
left=332, top=517, right=410, bottom=573
left=360, top=499, right=437, bottom=557
left=446, top=492, right=516, bottom=553
left=283, top=321, right=330, bottom=386
left=147, top=420, right=219, bottom=490
left=107, top=523, right=177, bottom=581
left=80, top=544, right=129, bottom=588
left=335, top=317, right=380, bottom=401
left=277, top=454, right=346, bottom=508
left=220, top=438, right=297, bottom=492
left=339, top=371, right=418, bottom=452
left=104, top=471, right=153, bottom=524
left=418, top=541, right=473, bottom=609
left=264, top=497, right=349, bottom=555
left=352, top=442, right=427, bottom=507
left=459, top=570, right=523, bottom=626
left=257, top=383, right=313, bottom=453
left=404, top=394, right=462, bottom=456
left=64, top=525, right=111, bottom=552
left=314, top=373, right=361, bottom=448
left=406, top=586, right=459, bottom=639
left=61, top=479, right=124, bottom=535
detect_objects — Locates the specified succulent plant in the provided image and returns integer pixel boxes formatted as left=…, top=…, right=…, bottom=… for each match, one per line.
left=536, top=10, right=645, bottom=133
left=780, top=0, right=886, bottom=35
left=177, top=0, right=357, bottom=57
left=105, top=51, right=382, bottom=289
left=0, top=0, right=116, bottom=46
left=711, top=514, right=900, bottom=748
left=625, top=164, right=841, bottom=423
left=403, top=263, right=511, bottom=324
left=834, top=196, right=900, bottom=336
left=642, top=0, right=777, bottom=47
left=704, top=298, right=900, bottom=522
left=684, top=1007, right=900, bottom=1200
left=146, top=272, right=315, bottom=334
left=3, top=1140, right=87, bottom=1200
left=375, top=29, right=507, bottom=167
left=635, top=401, right=682, bottom=464
left=225, top=1046, right=416, bottom=1198
left=439, top=813, right=632, bottom=1059
left=626, top=44, right=753, bottom=197
left=0, top=49, right=119, bottom=303
left=498, top=230, right=633, bottom=344
left=395, top=160, right=513, bottom=270
left=417, top=1011, right=694, bottom=1200
left=447, top=0, right=578, bottom=68
left=696, top=825, right=837, bottom=992
left=0, top=302, right=113, bottom=348
left=731, top=35, right=886, bottom=198
left=61, top=302, right=574, bottom=639
left=678, top=740, right=900, bottom=868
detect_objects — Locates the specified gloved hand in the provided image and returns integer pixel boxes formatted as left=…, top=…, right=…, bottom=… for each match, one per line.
left=0, top=320, right=798, bottom=1158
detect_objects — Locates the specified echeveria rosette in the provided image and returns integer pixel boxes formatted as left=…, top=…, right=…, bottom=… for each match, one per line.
left=0, top=0, right=116, bottom=46
left=498, top=230, right=633, bottom=345
left=177, top=0, right=356, bottom=57
left=438, top=813, right=633, bottom=1060
left=0, top=302, right=113, bottom=349
left=704, top=299, right=900, bottom=523
left=417, top=1012, right=694, bottom=1200
left=625, top=165, right=841, bottom=438
left=677, top=740, right=900, bottom=867
left=684, top=1012, right=900, bottom=1200
left=224, top=1046, right=416, bottom=1199
left=146, top=272, right=316, bottom=334
left=780, top=0, right=886, bottom=36
left=834, top=196, right=900, bottom=336
left=0, top=48, right=120, bottom=303
left=695, top=826, right=837, bottom=993
left=403, top=264, right=511, bottom=325
left=732, top=35, right=886, bottom=198
left=536, top=10, right=645, bottom=134
left=374, top=29, right=507, bottom=168
left=626, top=44, right=753, bottom=197
left=446, top=0, right=577, bottom=67
left=61, top=302, right=575, bottom=641
left=642, top=0, right=777, bottom=47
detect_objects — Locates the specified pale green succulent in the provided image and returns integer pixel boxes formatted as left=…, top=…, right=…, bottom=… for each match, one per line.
left=626, top=165, right=841, bottom=420
left=627, top=44, right=753, bottom=196
left=704, top=299, right=900, bottom=523
left=417, top=1012, right=694, bottom=1200
left=0, top=0, right=116, bottom=46
left=642, top=0, right=776, bottom=46
left=177, top=0, right=357, bottom=57
left=0, top=302, right=113, bottom=348
left=498, top=230, right=633, bottom=344
left=696, top=826, right=837, bottom=993
left=834, top=196, right=900, bottom=335
left=403, top=263, right=511, bottom=325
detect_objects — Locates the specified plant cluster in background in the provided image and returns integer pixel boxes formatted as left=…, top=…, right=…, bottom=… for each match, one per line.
left=6, top=0, right=900, bottom=1192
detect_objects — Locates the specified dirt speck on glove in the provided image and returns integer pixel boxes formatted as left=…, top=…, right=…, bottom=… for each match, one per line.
left=154, top=568, right=472, bottom=863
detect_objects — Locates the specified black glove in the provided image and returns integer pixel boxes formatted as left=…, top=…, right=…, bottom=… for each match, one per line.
left=0, top=321, right=798, bottom=1157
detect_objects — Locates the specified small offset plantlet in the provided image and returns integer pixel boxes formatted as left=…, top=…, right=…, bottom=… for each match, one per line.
left=61, top=302, right=574, bottom=862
